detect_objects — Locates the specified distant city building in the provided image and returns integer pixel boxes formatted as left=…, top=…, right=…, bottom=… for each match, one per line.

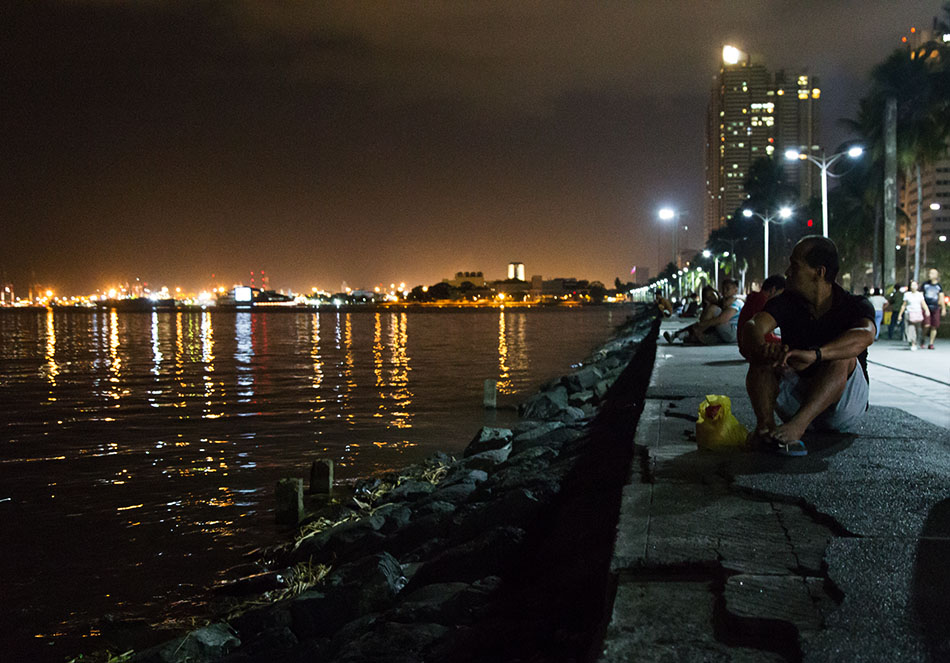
left=507, top=262, right=525, bottom=281
left=1, top=283, right=12, bottom=305
left=899, top=143, right=950, bottom=271
left=705, top=45, right=821, bottom=239
left=444, top=271, right=487, bottom=288
left=898, top=23, right=950, bottom=271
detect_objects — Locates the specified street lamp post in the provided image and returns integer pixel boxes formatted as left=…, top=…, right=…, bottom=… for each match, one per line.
left=785, top=146, right=862, bottom=238
left=702, top=249, right=722, bottom=289
left=658, top=207, right=687, bottom=268
left=743, top=207, right=793, bottom=280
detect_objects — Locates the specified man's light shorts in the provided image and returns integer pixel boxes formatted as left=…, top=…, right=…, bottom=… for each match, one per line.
left=774, top=364, right=869, bottom=433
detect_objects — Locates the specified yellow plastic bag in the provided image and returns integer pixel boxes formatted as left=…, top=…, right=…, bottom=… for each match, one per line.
left=696, top=394, right=748, bottom=450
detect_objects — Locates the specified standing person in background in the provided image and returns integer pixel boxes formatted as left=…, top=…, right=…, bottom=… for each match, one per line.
left=867, top=288, right=889, bottom=340
left=897, top=280, right=930, bottom=351
left=922, top=268, right=946, bottom=350
left=887, top=285, right=905, bottom=340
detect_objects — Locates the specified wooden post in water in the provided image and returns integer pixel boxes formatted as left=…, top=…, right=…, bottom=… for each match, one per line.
left=310, top=459, right=333, bottom=496
left=275, top=478, right=303, bottom=525
left=483, top=379, right=497, bottom=409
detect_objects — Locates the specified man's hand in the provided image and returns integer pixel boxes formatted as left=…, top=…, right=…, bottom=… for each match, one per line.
left=751, top=341, right=788, bottom=366
left=784, top=348, right=818, bottom=372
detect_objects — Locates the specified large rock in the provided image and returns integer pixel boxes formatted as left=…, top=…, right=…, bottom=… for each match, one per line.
left=518, top=386, right=569, bottom=419
left=459, top=443, right=512, bottom=472
left=291, top=553, right=406, bottom=639
left=384, top=480, right=437, bottom=502
left=406, top=526, right=526, bottom=589
left=464, top=427, right=514, bottom=457
left=564, top=365, right=604, bottom=393
left=292, top=512, right=387, bottom=562
left=453, top=488, right=544, bottom=539
left=131, top=623, right=240, bottom=663
left=511, top=421, right=583, bottom=455
left=329, top=621, right=449, bottom=663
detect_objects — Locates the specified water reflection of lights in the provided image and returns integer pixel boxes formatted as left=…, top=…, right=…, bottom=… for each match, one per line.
left=200, top=311, right=215, bottom=414
left=343, top=313, right=356, bottom=425
left=44, top=307, right=59, bottom=388
left=235, top=312, right=254, bottom=399
left=388, top=312, right=412, bottom=429
left=310, top=313, right=324, bottom=414
left=497, top=311, right=527, bottom=395
left=373, top=312, right=385, bottom=391
left=151, top=311, right=163, bottom=376
left=497, top=310, right=511, bottom=393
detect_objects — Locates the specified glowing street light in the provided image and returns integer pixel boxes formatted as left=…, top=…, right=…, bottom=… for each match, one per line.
left=658, top=207, right=688, bottom=267
left=785, top=146, right=862, bottom=238
left=743, top=207, right=793, bottom=279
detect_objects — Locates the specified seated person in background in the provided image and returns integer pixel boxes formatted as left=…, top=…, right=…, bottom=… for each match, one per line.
left=680, top=291, right=701, bottom=318
left=664, top=280, right=742, bottom=344
left=737, top=275, right=785, bottom=357
left=665, top=279, right=743, bottom=344
left=655, top=291, right=674, bottom=318
left=740, top=236, right=875, bottom=457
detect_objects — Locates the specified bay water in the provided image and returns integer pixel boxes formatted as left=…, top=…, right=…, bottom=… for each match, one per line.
left=0, top=305, right=632, bottom=661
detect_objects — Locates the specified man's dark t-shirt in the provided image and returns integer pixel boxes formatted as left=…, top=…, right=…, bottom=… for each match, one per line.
left=763, top=283, right=875, bottom=380
left=922, top=281, right=943, bottom=308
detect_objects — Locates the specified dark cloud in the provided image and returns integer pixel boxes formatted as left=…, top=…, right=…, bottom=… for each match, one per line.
left=0, top=1, right=943, bottom=293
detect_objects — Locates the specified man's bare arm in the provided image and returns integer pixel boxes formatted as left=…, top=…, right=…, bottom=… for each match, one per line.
left=784, top=319, right=875, bottom=372
left=739, top=311, right=783, bottom=361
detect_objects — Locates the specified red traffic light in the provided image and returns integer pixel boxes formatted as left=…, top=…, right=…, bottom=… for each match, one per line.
left=807, top=219, right=813, bottom=227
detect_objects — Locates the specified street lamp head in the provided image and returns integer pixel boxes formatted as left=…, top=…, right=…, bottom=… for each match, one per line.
left=723, top=251, right=730, bottom=257
left=742, top=208, right=753, bottom=218
left=930, top=202, right=941, bottom=211
left=658, top=207, right=676, bottom=221
left=784, top=149, right=801, bottom=161
left=847, top=146, right=864, bottom=158
left=778, top=207, right=792, bottom=219
left=703, top=249, right=712, bottom=258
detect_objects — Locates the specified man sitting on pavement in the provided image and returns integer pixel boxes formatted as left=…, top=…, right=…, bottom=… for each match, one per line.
left=665, top=279, right=743, bottom=344
left=739, top=236, right=876, bottom=456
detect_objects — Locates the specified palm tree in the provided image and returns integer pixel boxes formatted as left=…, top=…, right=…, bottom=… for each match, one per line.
left=866, top=48, right=950, bottom=281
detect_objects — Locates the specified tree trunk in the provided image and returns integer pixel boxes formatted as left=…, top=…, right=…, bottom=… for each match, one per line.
left=873, top=197, right=881, bottom=289
left=883, top=97, right=897, bottom=287
left=915, top=162, right=923, bottom=282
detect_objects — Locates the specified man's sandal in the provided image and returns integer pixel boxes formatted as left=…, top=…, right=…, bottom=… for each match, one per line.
left=763, top=433, right=808, bottom=457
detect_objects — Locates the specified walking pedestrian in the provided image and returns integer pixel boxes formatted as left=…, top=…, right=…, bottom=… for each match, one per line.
left=922, top=268, right=946, bottom=349
left=897, top=280, right=930, bottom=351
left=867, top=288, right=888, bottom=340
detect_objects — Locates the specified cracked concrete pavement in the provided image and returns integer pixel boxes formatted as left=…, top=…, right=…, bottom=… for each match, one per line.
left=600, top=321, right=950, bottom=662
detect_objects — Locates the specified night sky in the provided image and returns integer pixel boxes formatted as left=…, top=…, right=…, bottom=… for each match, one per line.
left=1, top=1, right=943, bottom=295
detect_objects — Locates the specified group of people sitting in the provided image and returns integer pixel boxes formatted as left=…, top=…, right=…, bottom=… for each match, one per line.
left=662, top=276, right=784, bottom=346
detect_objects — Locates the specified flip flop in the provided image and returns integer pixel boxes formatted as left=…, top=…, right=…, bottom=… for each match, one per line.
left=764, top=433, right=807, bottom=457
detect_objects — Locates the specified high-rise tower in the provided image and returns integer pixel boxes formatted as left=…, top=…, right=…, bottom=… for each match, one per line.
left=704, top=46, right=821, bottom=240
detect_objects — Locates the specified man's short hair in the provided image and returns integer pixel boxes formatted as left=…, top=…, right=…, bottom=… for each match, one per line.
left=762, top=275, right=786, bottom=292
left=721, top=278, right=739, bottom=290
left=798, top=236, right=839, bottom=283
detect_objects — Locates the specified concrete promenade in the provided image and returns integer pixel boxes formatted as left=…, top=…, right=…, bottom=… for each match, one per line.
left=601, top=319, right=950, bottom=661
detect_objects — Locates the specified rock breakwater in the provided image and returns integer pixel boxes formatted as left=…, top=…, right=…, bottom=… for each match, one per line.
left=109, top=308, right=660, bottom=663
